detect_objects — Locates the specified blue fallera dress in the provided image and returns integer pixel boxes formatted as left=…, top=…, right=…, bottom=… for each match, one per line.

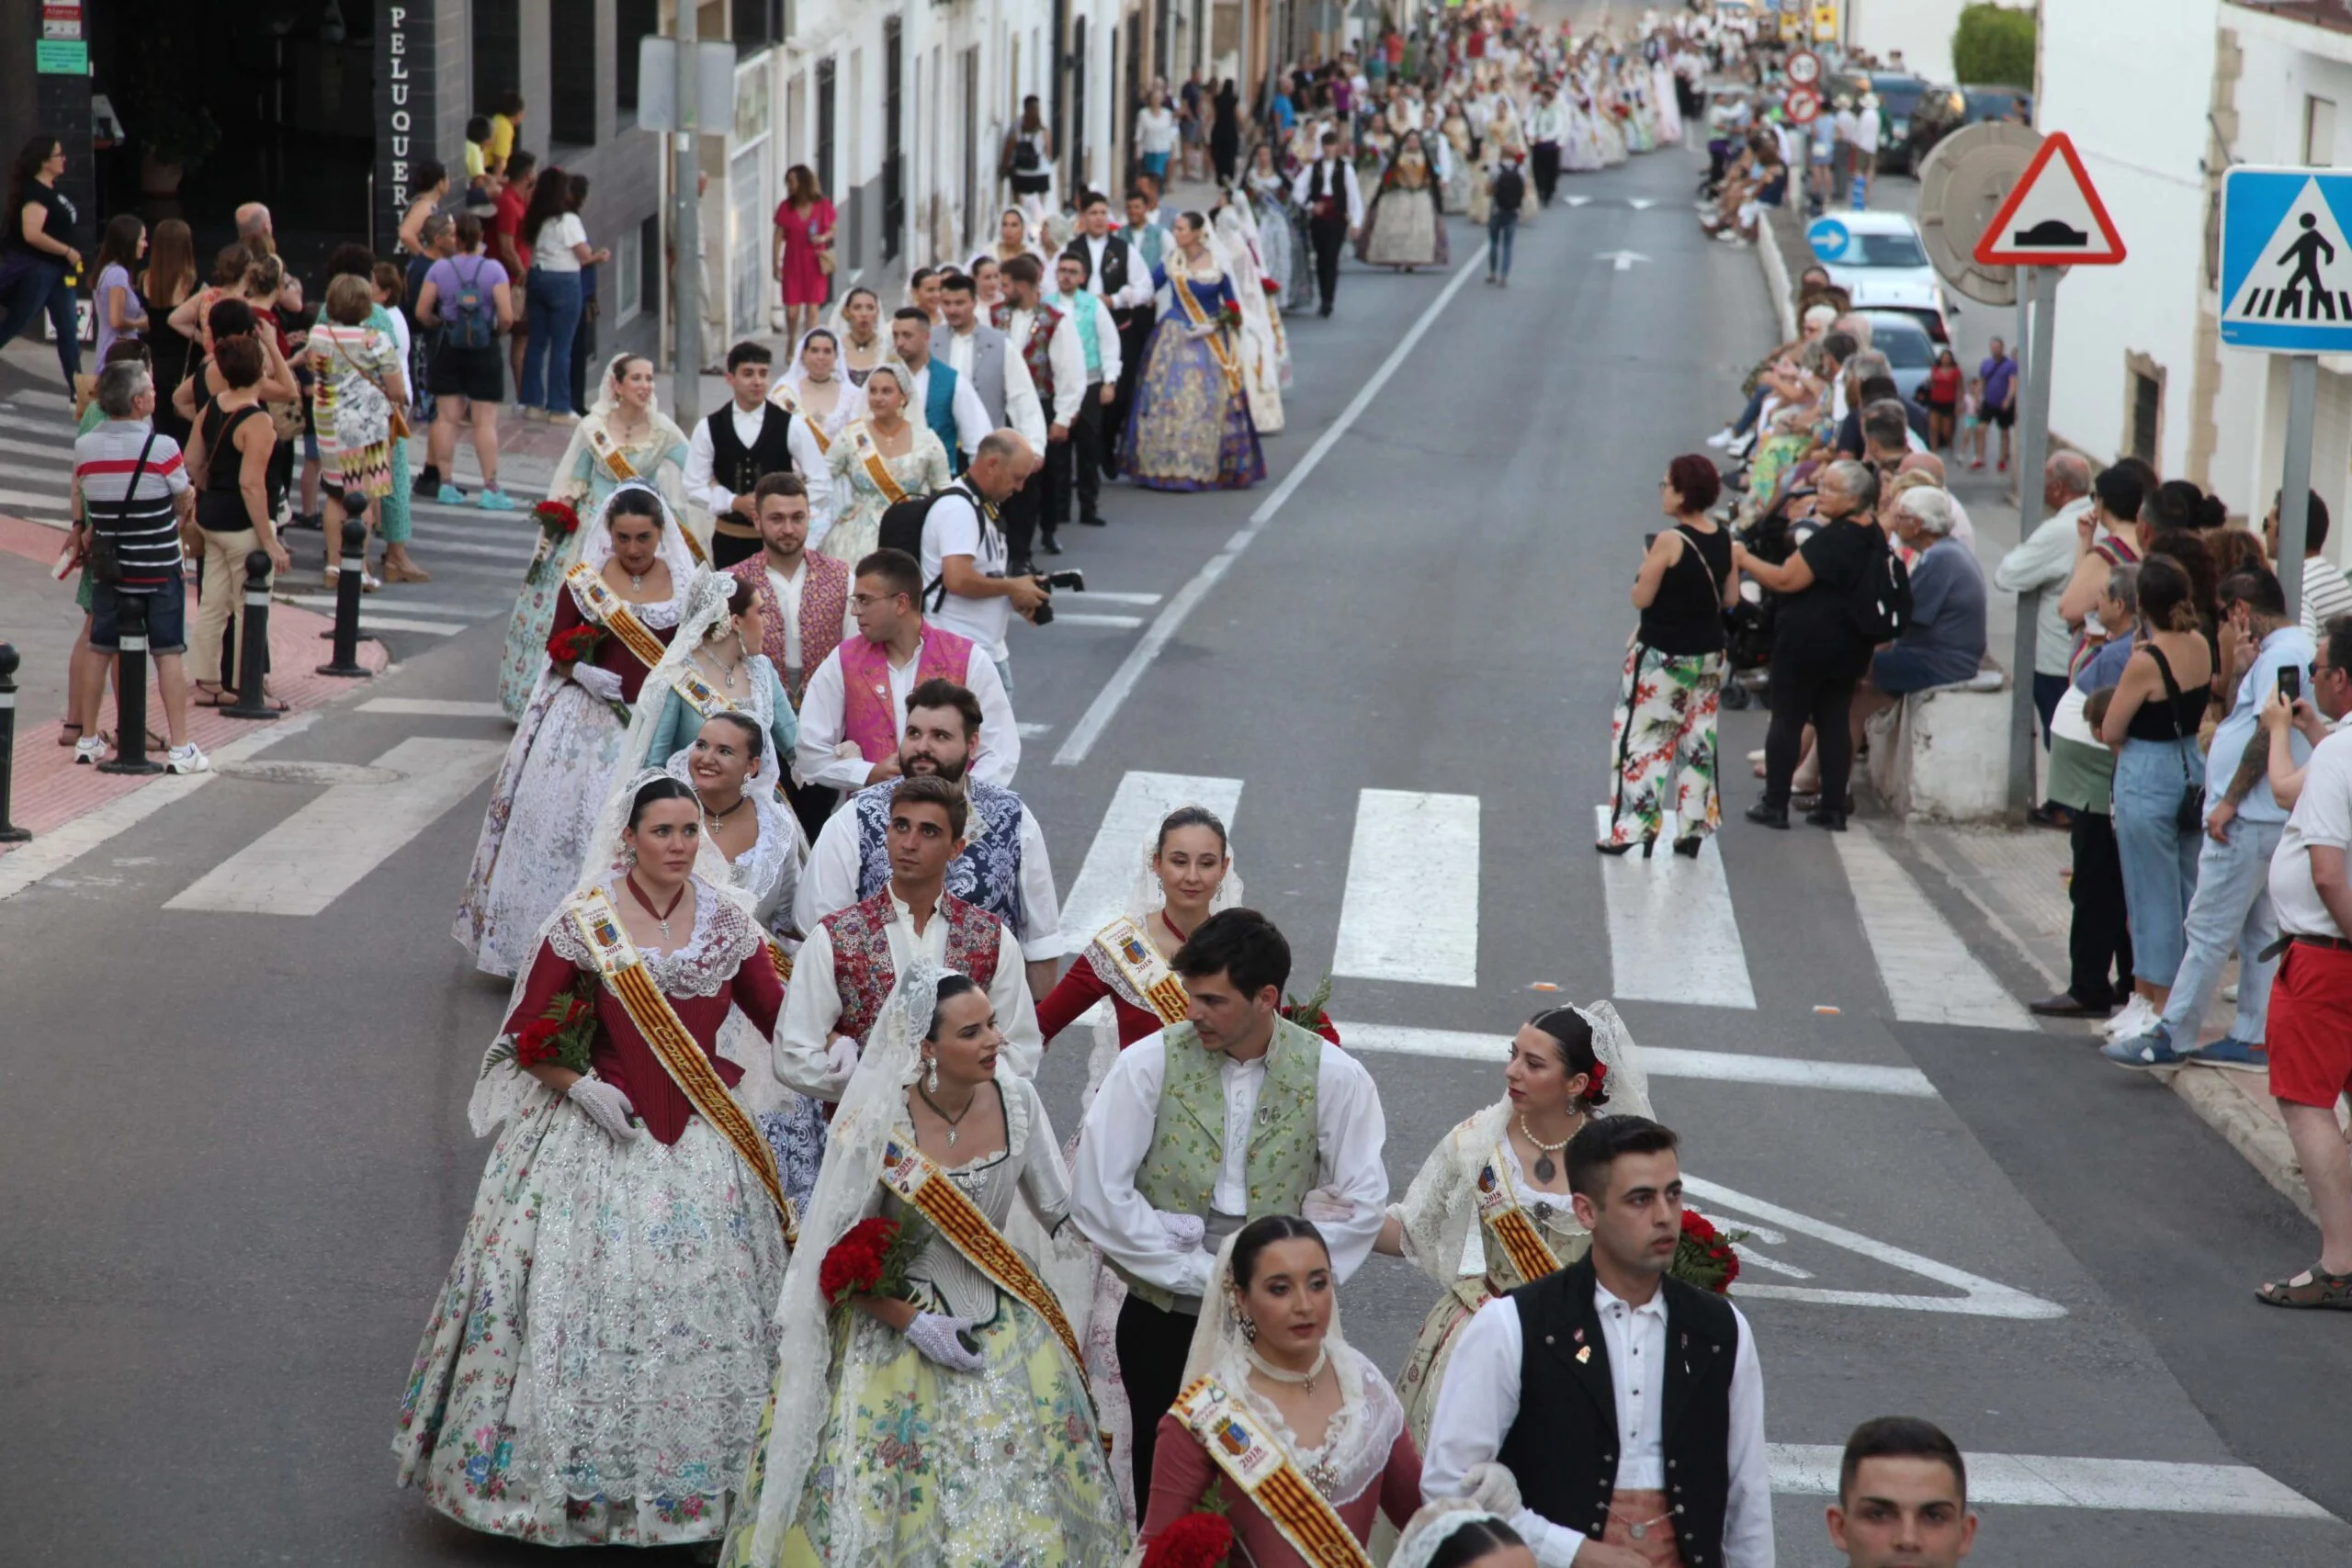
left=1120, top=269, right=1267, bottom=492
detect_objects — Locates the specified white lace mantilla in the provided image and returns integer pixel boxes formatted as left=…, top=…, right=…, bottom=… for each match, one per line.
left=1212, top=1341, right=1403, bottom=1506
left=568, top=579, right=685, bottom=630
left=544, top=874, right=763, bottom=999
left=891, top=1076, right=1073, bottom=1324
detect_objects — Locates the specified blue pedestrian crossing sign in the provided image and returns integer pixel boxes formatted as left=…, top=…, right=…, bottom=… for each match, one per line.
left=2222, top=167, right=2352, bottom=351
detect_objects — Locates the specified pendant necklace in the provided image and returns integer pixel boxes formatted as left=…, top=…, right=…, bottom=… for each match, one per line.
left=629, top=570, right=646, bottom=592
left=1245, top=1343, right=1329, bottom=1394
left=624, top=872, right=688, bottom=942
left=704, top=792, right=748, bottom=824
left=918, top=1083, right=978, bottom=1145
left=1518, top=1111, right=1576, bottom=1185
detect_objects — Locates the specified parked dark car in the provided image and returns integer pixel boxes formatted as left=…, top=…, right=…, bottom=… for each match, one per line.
left=1826, top=72, right=1936, bottom=174
left=1905, top=83, right=2036, bottom=168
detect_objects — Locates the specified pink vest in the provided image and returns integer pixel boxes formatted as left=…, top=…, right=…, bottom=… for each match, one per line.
left=822, top=886, right=1004, bottom=1044
left=729, top=550, right=851, bottom=705
left=837, top=624, right=978, bottom=763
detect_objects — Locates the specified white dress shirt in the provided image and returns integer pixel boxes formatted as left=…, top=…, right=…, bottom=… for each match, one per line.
left=761, top=557, right=855, bottom=677
left=1423, top=1283, right=1774, bottom=1568
left=773, top=886, right=1041, bottom=1098
left=942, top=325, right=1047, bottom=448
left=1528, top=100, right=1568, bottom=142
left=1003, top=306, right=1087, bottom=426
left=793, top=632, right=1020, bottom=792
left=684, top=399, right=836, bottom=532
left=1069, top=1029, right=1389, bottom=1301
left=1291, top=159, right=1367, bottom=229
left=1050, top=289, right=1124, bottom=385
left=1080, top=232, right=1157, bottom=311
left=899, top=358, right=996, bottom=458
left=795, top=788, right=1068, bottom=959
left=921, top=487, right=1012, bottom=658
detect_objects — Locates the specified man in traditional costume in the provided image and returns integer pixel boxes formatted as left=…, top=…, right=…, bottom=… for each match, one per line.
left=888, top=307, right=993, bottom=473
left=1424, top=1116, right=1773, bottom=1568
left=1048, top=251, right=1123, bottom=530
left=725, top=472, right=851, bottom=839
left=1292, top=130, right=1366, bottom=317
left=992, top=254, right=1085, bottom=571
left=794, top=546, right=1019, bottom=793
left=796, top=676, right=1063, bottom=998
left=1070, top=908, right=1389, bottom=1506
left=684, top=341, right=834, bottom=570
left=1062, top=191, right=1154, bottom=479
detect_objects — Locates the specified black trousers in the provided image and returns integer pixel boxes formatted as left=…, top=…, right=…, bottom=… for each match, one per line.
left=1106, top=319, right=1148, bottom=478
left=1532, top=141, right=1563, bottom=205
left=2068, top=808, right=2135, bottom=1008
left=1310, top=217, right=1348, bottom=311
left=1116, top=1293, right=1199, bottom=1512
left=783, top=775, right=837, bottom=846
left=709, top=529, right=758, bottom=570
left=1069, top=382, right=1106, bottom=521
left=1000, top=460, right=1057, bottom=570
left=1764, top=653, right=1861, bottom=810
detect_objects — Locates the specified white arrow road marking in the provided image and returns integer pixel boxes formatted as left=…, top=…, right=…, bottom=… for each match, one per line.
left=1687, top=1175, right=2067, bottom=1319
left=1564, top=195, right=1593, bottom=207
left=1593, top=805, right=1756, bottom=1010
left=1625, top=197, right=1657, bottom=210
left=1341, top=1024, right=1936, bottom=1097
left=1596, top=250, right=1652, bottom=271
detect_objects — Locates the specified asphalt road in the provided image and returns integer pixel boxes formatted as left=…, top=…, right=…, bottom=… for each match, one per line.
left=4, top=75, right=2349, bottom=1568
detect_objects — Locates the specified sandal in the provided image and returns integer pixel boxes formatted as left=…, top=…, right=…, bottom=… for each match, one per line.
left=56, top=721, right=82, bottom=747
left=194, top=683, right=235, bottom=708
left=2256, top=1264, right=2352, bottom=1308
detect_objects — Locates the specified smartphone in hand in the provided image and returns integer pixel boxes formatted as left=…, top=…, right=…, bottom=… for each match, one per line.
left=2280, top=666, right=2304, bottom=703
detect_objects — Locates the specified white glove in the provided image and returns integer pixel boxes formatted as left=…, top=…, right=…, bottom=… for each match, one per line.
left=568, top=1077, right=640, bottom=1141
left=904, top=1311, right=988, bottom=1372
left=826, top=1035, right=861, bottom=1081
left=1301, top=1186, right=1356, bottom=1224
left=1155, top=1210, right=1206, bottom=1251
left=571, top=663, right=625, bottom=703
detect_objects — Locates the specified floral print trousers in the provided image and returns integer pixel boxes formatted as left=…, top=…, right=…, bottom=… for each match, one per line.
left=1602, top=640, right=1725, bottom=847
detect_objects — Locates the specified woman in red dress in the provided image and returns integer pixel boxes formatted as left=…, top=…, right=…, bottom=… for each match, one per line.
left=773, top=164, right=837, bottom=345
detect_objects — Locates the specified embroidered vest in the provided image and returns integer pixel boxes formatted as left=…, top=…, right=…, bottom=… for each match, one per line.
left=852, top=776, right=1024, bottom=928
left=1125, top=1017, right=1324, bottom=1312
left=922, top=361, right=962, bottom=474
left=732, top=551, right=848, bottom=703
left=836, top=626, right=976, bottom=767
left=1053, top=291, right=1102, bottom=378
left=990, top=300, right=1064, bottom=407
left=820, top=886, right=1004, bottom=1045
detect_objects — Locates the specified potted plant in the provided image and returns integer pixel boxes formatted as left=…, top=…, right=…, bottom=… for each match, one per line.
left=130, top=36, right=220, bottom=197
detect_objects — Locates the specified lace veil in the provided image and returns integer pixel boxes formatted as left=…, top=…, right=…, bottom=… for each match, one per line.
left=731, top=958, right=940, bottom=1566
left=1079, top=820, right=1245, bottom=1111
left=548, top=355, right=689, bottom=509
left=1389, top=1466, right=1526, bottom=1568
left=575, top=477, right=703, bottom=589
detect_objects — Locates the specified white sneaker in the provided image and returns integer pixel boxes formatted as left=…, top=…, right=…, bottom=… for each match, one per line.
left=165, top=741, right=210, bottom=775
left=1706, top=427, right=1737, bottom=449
left=2222, top=982, right=2239, bottom=1003
left=73, top=734, right=106, bottom=765
left=2101, top=995, right=2157, bottom=1042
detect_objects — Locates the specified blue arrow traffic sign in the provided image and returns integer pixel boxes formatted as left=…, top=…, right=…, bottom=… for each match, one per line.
left=2222, top=167, right=2352, bottom=352
left=1807, top=217, right=1850, bottom=262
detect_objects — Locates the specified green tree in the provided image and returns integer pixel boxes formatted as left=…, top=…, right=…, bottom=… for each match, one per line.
left=1952, top=3, right=2036, bottom=89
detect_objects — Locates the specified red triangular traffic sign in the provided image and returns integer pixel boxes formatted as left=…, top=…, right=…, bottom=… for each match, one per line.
left=1973, top=131, right=2127, bottom=266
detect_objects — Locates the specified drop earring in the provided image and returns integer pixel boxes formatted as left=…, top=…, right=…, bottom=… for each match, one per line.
left=1239, top=1314, right=1259, bottom=1344
left=926, top=1056, right=940, bottom=1094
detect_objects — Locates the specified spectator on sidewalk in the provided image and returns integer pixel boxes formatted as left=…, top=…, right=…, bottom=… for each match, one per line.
left=2034, top=563, right=2143, bottom=1018
left=182, top=333, right=290, bottom=706
left=1825, top=1417, right=1977, bottom=1568
left=2253, top=612, right=2352, bottom=1311
left=413, top=214, right=518, bottom=510
left=68, top=362, right=208, bottom=774
left=1995, top=452, right=2098, bottom=818
left=2261, top=490, right=2352, bottom=637
left=492, top=152, right=537, bottom=393
left=1974, top=338, right=2018, bottom=472
left=2054, top=462, right=2150, bottom=647
left=2108, top=566, right=2314, bottom=1071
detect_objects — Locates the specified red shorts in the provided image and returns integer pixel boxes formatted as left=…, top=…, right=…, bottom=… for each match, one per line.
left=2266, top=942, right=2352, bottom=1108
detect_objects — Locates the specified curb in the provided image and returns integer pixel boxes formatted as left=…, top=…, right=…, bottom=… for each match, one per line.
left=2165, top=1066, right=2319, bottom=1224
left=1756, top=206, right=1798, bottom=344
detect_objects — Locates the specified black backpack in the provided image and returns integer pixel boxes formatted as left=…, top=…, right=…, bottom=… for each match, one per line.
left=876, top=480, right=977, bottom=610
left=1849, top=528, right=1914, bottom=644
left=1491, top=166, right=1526, bottom=212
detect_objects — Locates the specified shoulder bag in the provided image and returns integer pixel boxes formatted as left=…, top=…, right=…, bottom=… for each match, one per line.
left=2146, top=643, right=2207, bottom=834
left=330, top=328, right=413, bottom=441
left=85, top=428, right=161, bottom=589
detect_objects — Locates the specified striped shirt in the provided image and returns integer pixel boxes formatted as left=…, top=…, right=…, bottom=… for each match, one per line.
left=74, top=418, right=188, bottom=588
left=2301, top=556, right=2352, bottom=640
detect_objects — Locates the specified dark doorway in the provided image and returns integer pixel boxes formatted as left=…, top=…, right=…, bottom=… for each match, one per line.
left=883, top=17, right=904, bottom=262
left=1069, top=17, right=1088, bottom=197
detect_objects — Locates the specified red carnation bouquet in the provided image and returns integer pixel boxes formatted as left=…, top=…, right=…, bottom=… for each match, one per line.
left=820, top=1215, right=975, bottom=1348
left=547, top=622, right=605, bottom=667
left=1669, top=1208, right=1749, bottom=1294
left=1218, top=298, right=1243, bottom=332
left=1279, top=973, right=1335, bottom=1035
left=1143, top=1511, right=1234, bottom=1568
left=483, top=979, right=597, bottom=1077
left=526, top=499, right=582, bottom=582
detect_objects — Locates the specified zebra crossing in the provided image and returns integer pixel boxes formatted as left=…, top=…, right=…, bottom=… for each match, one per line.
left=0, top=389, right=78, bottom=529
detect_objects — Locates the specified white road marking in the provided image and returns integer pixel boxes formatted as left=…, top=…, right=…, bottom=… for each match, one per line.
left=0, top=716, right=317, bottom=902
left=1334, top=790, right=1478, bottom=987
left=0, top=434, right=74, bottom=462
left=285, top=594, right=484, bottom=620
left=1564, top=195, right=1593, bottom=207
left=1016, top=722, right=1053, bottom=738
left=0, top=487, right=70, bottom=522
left=1340, top=1023, right=1938, bottom=1097
left=0, top=411, right=69, bottom=439
left=1057, top=772, right=1244, bottom=952
left=1687, top=1175, right=2066, bottom=1319
left=163, top=736, right=505, bottom=915
left=1833, top=826, right=2037, bottom=1031
left=1593, top=805, right=1756, bottom=1010
left=375, top=535, right=534, bottom=562
left=1767, top=1446, right=2328, bottom=1517
left=1055, top=251, right=1487, bottom=764
left=1625, top=197, right=1657, bottom=209
left=1071, top=591, right=1164, bottom=605
left=6, top=389, right=73, bottom=411
left=356, top=698, right=508, bottom=717
left=343, top=615, right=466, bottom=637
left=1596, top=249, right=1652, bottom=271
left=1048, top=612, right=1146, bottom=629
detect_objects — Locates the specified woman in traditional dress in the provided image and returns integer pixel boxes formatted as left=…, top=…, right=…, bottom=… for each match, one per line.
left=1375, top=1004, right=1654, bottom=1449
left=1242, top=142, right=1305, bottom=311
left=968, top=254, right=1004, bottom=310
left=1561, top=82, right=1609, bottom=173
left=456, top=484, right=702, bottom=976
left=774, top=328, right=854, bottom=448
left=1439, top=97, right=1478, bottom=213
left=1216, top=204, right=1287, bottom=437
left=639, top=575, right=802, bottom=862
left=989, top=206, right=1044, bottom=268
left=831, top=285, right=888, bottom=389
left=1357, top=131, right=1450, bottom=272
left=1122, top=213, right=1266, bottom=493
left=1133, top=1217, right=1423, bottom=1567
left=820, top=360, right=951, bottom=568
left=398, top=772, right=794, bottom=1548
left=722, top=968, right=1128, bottom=1568
left=498, top=353, right=694, bottom=718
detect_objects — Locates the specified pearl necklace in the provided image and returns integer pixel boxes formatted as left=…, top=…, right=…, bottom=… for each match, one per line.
left=1245, top=1344, right=1329, bottom=1394
left=1518, top=1111, right=1581, bottom=1185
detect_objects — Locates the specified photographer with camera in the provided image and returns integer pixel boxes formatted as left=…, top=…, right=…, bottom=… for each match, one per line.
left=922, top=429, right=1051, bottom=695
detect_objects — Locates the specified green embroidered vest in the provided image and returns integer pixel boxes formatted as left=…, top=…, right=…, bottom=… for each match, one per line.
left=1124, top=1016, right=1324, bottom=1311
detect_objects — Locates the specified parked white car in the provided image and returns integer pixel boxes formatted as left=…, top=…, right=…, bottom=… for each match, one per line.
left=1806, top=210, right=1952, bottom=340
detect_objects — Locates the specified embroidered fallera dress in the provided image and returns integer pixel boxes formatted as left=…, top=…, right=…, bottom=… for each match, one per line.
left=819, top=420, right=951, bottom=570
left=1122, top=268, right=1266, bottom=492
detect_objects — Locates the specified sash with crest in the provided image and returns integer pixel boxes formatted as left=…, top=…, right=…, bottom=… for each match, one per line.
left=1173, top=1376, right=1374, bottom=1568
left=771, top=387, right=831, bottom=455
left=1475, top=1143, right=1563, bottom=1284
left=849, top=423, right=911, bottom=505
left=878, top=1137, right=1089, bottom=1393
left=1091, top=915, right=1190, bottom=1026
left=671, top=665, right=738, bottom=719
left=567, top=889, right=797, bottom=1241
left=564, top=563, right=672, bottom=671
left=1170, top=275, right=1244, bottom=395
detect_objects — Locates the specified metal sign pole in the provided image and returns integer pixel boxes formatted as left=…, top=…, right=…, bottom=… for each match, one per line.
left=673, top=1, right=702, bottom=434
left=2280, top=353, right=2318, bottom=622
left=2007, top=265, right=2056, bottom=818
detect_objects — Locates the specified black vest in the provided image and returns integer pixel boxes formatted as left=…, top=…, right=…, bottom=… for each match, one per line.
left=1063, top=234, right=1142, bottom=330
left=1496, top=1258, right=1740, bottom=1568
left=707, top=403, right=800, bottom=525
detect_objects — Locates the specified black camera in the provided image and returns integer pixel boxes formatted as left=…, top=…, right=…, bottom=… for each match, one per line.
left=1029, top=570, right=1084, bottom=626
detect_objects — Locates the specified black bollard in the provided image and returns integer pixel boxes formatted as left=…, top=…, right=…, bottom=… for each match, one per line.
left=222, top=549, right=280, bottom=719
left=96, top=594, right=164, bottom=775
left=316, top=518, right=371, bottom=678
left=0, top=642, right=31, bottom=841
